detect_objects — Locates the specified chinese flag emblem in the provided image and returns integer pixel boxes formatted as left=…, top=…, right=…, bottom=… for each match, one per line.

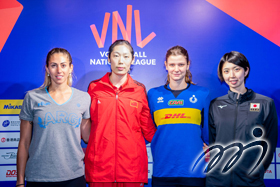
left=130, top=100, right=138, bottom=108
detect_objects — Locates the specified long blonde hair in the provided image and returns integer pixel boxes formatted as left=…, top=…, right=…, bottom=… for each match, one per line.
left=41, top=48, right=73, bottom=87
left=165, top=45, right=195, bottom=85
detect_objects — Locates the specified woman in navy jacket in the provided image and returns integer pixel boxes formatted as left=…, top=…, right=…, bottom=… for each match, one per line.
left=206, top=51, right=278, bottom=187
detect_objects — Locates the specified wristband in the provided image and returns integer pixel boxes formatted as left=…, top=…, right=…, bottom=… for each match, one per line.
left=16, top=184, right=25, bottom=187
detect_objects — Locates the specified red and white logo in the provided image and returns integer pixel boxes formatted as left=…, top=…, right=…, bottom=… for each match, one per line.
left=1, top=137, right=6, bottom=142
left=276, top=148, right=280, bottom=163
left=265, top=170, right=272, bottom=173
left=264, top=164, right=275, bottom=179
left=6, top=170, right=17, bottom=177
left=250, top=103, right=260, bottom=112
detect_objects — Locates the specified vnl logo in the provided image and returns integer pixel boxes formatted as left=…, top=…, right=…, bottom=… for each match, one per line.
left=90, top=5, right=157, bottom=66
left=90, top=5, right=156, bottom=48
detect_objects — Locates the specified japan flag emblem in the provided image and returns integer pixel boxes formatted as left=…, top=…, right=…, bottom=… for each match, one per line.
left=250, top=103, right=260, bottom=112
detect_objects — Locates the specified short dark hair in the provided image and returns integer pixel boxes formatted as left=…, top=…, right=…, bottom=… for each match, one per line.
left=218, top=51, right=250, bottom=82
left=108, top=39, right=134, bottom=59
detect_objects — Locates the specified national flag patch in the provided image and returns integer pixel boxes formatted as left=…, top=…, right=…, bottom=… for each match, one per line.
left=130, top=100, right=138, bottom=108
left=250, top=103, right=260, bottom=112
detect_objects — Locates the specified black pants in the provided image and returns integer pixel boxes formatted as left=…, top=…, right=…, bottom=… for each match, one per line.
left=26, top=175, right=86, bottom=187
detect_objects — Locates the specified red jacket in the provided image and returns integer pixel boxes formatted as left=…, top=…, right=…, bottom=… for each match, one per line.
left=85, top=73, right=156, bottom=182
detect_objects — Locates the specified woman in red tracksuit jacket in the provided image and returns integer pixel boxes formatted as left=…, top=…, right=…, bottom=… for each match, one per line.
left=85, top=39, right=157, bottom=187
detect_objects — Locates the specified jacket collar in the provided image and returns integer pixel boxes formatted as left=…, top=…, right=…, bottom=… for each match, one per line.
left=99, top=72, right=136, bottom=90
left=228, top=88, right=254, bottom=103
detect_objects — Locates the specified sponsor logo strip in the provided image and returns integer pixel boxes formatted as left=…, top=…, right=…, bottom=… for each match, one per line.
left=0, top=116, right=20, bottom=131
left=168, top=99, right=184, bottom=106
left=0, top=132, right=20, bottom=147
left=264, top=164, right=275, bottom=179
left=0, top=100, right=23, bottom=115
left=0, top=149, right=17, bottom=164
left=154, top=108, right=201, bottom=126
left=0, top=165, right=17, bottom=181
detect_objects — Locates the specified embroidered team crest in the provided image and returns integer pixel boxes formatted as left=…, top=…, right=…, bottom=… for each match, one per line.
left=250, top=103, right=260, bottom=112
left=168, top=99, right=184, bottom=106
left=189, top=95, right=197, bottom=103
left=130, top=100, right=138, bottom=108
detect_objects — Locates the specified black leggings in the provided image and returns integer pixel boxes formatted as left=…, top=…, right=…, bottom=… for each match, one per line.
left=26, top=175, right=86, bottom=187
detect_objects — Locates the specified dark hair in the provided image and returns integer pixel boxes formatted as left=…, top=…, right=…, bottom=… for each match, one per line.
left=165, top=45, right=194, bottom=85
left=42, top=48, right=73, bottom=87
left=218, top=51, right=250, bottom=82
left=108, top=39, right=134, bottom=59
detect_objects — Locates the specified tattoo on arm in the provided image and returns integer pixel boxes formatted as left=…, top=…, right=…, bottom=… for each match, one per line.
left=29, top=121, right=33, bottom=125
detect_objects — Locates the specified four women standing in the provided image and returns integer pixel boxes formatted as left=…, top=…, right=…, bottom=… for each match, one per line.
left=16, top=44, right=278, bottom=187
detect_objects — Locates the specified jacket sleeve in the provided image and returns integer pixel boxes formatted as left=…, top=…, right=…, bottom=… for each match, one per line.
left=263, top=99, right=278, bottom=170
left=208, top=100, right=216, bottom=146
left=147, top=89, right=156, bottom=126
left=201, top=91, right=210, bottom=145
left=140, top=89, right=157, bottom=142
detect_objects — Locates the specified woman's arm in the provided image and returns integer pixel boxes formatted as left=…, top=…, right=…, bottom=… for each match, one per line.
left=263, top=100, right=278, bottom=170
left=81, top=118, right=91, bottom=143
left=208, top=101, right=216, bottom=145
left=16, top=120, right=32, bottom=186
left=139, top=90, right=157, bottom=143
left=201, top=91, right=211, bottom=145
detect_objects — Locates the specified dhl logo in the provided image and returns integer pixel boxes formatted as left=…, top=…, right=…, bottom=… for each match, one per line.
left=154, top=108, right=201, bottom=126
left=161, top=113, right=190, bottom=119
left=90, top=5, right=156, bottom=48
left=168, top=99, right=184, bottom=106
